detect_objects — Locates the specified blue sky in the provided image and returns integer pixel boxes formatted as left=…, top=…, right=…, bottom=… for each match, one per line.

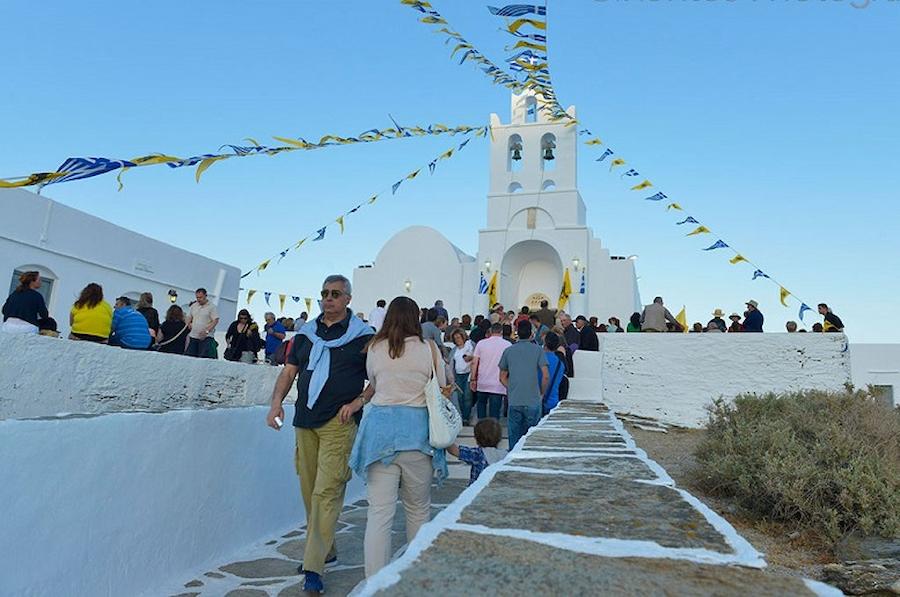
left=1, top=0, right=898, bottom=342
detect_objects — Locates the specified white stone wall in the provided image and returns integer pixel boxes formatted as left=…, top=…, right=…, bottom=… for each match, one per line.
left=849, top=343, right=900, bottom=406
left=0, top=406, right=365, bottom=597
left=569, top=333, right=852, bottom=428
left=0, top=333, right=281, bottom=420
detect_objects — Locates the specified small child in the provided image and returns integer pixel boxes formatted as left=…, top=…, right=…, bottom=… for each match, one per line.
left=447, top=418, right=507, bottom=486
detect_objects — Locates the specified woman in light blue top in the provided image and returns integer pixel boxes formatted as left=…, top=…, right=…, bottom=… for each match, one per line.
left=345, top=296, right=451, bottom=578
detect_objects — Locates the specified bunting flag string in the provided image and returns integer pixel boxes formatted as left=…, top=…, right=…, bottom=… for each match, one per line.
left=400, top=1, right=573, bottom=124
left=242, top=288, right=314, bottom=315
left=0, top=121, right=484, bottom=192
left=577, top=124, right=814, bottom=315
left=241, top=127, right=486, bottom=278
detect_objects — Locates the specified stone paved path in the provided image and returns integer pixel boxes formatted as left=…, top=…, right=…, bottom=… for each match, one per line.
left=167, top=426, right=488, bottom=597
left=358, top=401, right=842, bottom=596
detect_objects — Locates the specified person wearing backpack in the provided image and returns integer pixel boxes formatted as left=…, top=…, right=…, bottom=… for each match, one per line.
left=539, top=332, right=566, bottom=415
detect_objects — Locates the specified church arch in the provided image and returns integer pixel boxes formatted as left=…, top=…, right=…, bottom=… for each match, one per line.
left=507, top=134, right=523, bottom=172
left=508, top=182, right=523, bottom=193
left=508, top=206, right=556, bottom=230
left=500, top=240, right=563, bottom=311
left=525, top=95, right=537, bottom=123
left=540, top=133, right=556, bottom=172
left=541, top=180, right=556, bottom=191
left=8, top=263, right=57, bottom=307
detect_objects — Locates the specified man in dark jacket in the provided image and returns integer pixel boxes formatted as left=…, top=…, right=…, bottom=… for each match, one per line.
left=818, top=303, right=844, bottom=332
left=575, top=315, right=600, bottom=351
left=742, top=300, right=764, bottom=332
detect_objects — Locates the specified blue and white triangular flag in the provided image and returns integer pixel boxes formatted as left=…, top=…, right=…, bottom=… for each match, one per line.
left=799, top=303, right=812, bottom=321
left=703, top=240, right=729, bottom=251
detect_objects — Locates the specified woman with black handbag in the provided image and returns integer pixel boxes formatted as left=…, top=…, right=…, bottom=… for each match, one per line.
left=225, top=309, right=262, bottom=363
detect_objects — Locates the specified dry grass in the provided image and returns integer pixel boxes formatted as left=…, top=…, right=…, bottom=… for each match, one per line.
left=692, top=389, right=900, bottom=544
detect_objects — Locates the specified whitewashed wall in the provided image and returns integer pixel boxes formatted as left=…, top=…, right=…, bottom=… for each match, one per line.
left=849, top=343, right=900, bottom=407
left=0, top=334, right=364, bottom=597
left=0, top=333, right=280, bottom=419
left=569, top=333, right=852, bottom=428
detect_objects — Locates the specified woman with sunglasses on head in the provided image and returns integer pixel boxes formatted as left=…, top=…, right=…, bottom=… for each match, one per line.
left=347, top=295, right=453, bottom=578
left=225, top=309, right=262, bottom=363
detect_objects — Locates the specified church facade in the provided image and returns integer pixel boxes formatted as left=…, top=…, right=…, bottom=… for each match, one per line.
left=353, top=92, right=641, bottom=321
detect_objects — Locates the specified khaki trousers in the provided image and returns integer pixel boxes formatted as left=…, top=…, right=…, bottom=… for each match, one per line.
left=363, top=450, right=433, bottom=578
left=294, top=415, right=357, bottom=574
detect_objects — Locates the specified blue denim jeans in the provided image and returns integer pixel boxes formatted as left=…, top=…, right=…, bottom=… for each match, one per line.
left=454, top=372, right=473, bottom=423
left=507, top=404, right=542, bottom=450
left=475, top=392, right=503, bottom=420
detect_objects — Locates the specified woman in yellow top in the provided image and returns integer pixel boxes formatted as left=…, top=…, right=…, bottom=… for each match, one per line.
left=69, top=283, right=113, bottom=342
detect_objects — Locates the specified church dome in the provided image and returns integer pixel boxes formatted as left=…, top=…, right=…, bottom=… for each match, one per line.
left=374, top=226, right=474, bottom=266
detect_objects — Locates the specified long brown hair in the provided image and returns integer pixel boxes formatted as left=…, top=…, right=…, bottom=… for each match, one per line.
left=16, top=271, right=39, bottom=292
left=74, top=283, right=104, bottom=309
left=369, top=296, right=422, bottom=359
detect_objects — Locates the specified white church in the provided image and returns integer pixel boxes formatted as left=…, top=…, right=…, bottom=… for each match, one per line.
left=353, top=92, right=642, bottom=320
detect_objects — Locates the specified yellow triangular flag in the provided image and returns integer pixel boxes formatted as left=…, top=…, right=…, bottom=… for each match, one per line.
left=609, top=158, right=625, bottom=170
left=729, top=254, right=748, bottom=265
left=667, top=203, right=682, bottom=211
left=195, top=156, right=227, bottom=183
left=279, top=294, right=286, bottom=312
left=294, top=237, right=307, bottom=250
left=246, top=290, right=256, bottom=304
left=686, top=225, right=711, bottom=236
left=779, top=287, right=791, bottom=307
left=336, top=215, right=345, bottom=234
left=304, top=297, right=313, bottom=313
left=675, top=306, right=687, bottom=333
left=406, top=169, right=420, bottom=180
left=257, top=259, right=271, bottom=273
left=487, top=271, right=499, bottom=308
left=630, top=179, right=653, bottom=191
left=558, top=269, right=572, bottom=310
left=584, top=138, right=603, bottom=146
left=368, top=195, right=378, bottom=204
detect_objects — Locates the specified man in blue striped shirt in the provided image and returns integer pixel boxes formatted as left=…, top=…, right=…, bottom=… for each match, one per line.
left=109, top=297, right=152, bottom=350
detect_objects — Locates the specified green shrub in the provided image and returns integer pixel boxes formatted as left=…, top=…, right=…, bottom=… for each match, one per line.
left=693, top=389, right=900, bottom=543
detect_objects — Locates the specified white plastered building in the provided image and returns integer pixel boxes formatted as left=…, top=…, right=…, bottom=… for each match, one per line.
left=353, top=92, right=641, bottom=320
left=0, top=188, right=240, bottom=335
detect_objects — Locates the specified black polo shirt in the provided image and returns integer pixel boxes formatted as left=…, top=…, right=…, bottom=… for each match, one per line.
left=288, top=309, right=372, bottom=429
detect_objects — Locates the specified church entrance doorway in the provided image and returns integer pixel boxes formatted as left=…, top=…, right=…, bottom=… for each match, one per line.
left=500, top=240, right=563, bottom=312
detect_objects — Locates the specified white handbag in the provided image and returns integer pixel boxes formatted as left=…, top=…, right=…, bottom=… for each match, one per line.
left=425, top=340, right=462, bottom=449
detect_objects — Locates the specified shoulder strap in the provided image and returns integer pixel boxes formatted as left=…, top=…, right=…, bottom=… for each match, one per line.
left=543, top=355, right=563, bottom=400
left=427, top=339, right=441, bottom=379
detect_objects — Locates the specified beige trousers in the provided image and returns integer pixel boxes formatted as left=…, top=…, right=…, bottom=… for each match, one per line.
left=294, top=415, right=357, bottom=575
left=363, top=450, right=433, bottom=577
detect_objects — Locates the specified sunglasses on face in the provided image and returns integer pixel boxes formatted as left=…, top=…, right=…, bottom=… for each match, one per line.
left=320, top=289, right=345, bottom=299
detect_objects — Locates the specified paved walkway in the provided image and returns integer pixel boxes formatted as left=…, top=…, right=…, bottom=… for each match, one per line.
left=359, top=401, right=841, bottom=596
left=168, top=426, right=489, bottom=597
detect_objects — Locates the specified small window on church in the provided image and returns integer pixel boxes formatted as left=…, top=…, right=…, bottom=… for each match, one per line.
left=526, top=208, right=537, bottom=229
left=508, top=134, right=523, bottom=172
left=541, top=133, right=556, bottom=172
left=9, top=268, right=55, bottom=306
left=525, top=96, right=537, bottom=123
left=508, top=182, right=523, bottom=193
left=541, top=180, right=556, bottom=191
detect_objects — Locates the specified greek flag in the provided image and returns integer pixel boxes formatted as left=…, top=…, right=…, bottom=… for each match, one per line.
left=596, top=148, right=614, bottom=162
left=508, top=30, right=546, bottom=43
left=677, top=216, right=700, bottom=225
left=488, top=4, right=546, bottom=17
left=579, top=271, right=586, bottom=294
left=752, top=269, right=769, bottom=280
left=799, top=303, right=812, bottom=321
left=645, top=192, right=667, bottom=201
left=313, top=227, right=326, bottom=241
left=478, top=272, right=488, bottom=294
left=292, top=296, right=301, bottom=303
left=264, top=292, right=272, bottom=306
left=703, top=240, right=729, bottom=251
left=622, top=169, right=640, bottom=177
left=391, top=180, right=402, bottom=194
left=43, top=156, right=136, bottom=186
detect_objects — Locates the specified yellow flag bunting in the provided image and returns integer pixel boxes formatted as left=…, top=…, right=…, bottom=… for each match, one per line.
left=0, top=121, right=485, bottom=192
left=579, top=126, right=812, bottom=313
left=242, top=128, right=486, bottom=278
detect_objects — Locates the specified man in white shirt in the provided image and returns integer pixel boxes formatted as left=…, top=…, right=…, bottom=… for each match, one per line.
left=185, top=288, right=219, bottom=358
left=368, top=299, right=387, bottom=331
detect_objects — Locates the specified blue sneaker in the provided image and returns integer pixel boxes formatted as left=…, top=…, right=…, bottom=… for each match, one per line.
left=302, top=570, right=324, bottom=593
left=296, top=554, right=337, bottom=575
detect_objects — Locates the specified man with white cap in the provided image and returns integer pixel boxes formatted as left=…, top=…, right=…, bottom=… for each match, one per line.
left=742, top=300, right=764, bottom=333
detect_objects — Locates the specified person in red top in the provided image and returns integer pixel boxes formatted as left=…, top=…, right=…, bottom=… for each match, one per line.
left=727, top=313, right=743, bottom=333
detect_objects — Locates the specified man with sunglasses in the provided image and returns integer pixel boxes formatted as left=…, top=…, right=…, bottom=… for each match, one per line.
left=266, top=274, right=374, bottom=594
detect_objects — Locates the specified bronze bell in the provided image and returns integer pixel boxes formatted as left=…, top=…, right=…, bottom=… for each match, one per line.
left=512, top=147, right=522, bottom=161
left=543, top=146, right=555, bottom=161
